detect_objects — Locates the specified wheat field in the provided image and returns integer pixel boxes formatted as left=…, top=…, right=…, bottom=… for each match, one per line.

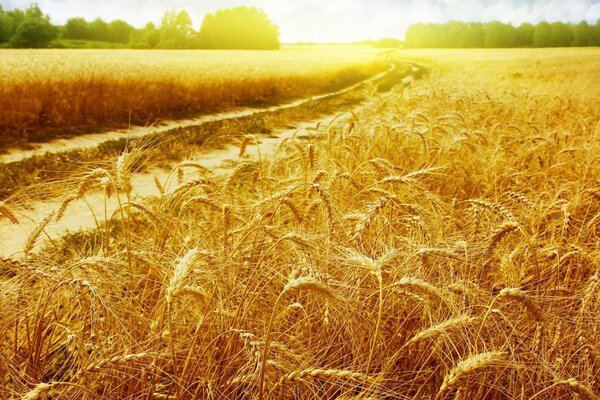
left=0, top=48, right=599, bottom=399
left=0, top=46, right=385, bottom=146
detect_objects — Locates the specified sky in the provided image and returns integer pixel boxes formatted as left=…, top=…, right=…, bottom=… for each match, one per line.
left=2, top=0, right=600, bottom=42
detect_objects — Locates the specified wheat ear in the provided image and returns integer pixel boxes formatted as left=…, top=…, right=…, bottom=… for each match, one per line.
left=166, top=248, right=199, bottom=304
left=554, top=378, right=597, bottom=400
left=21, top=383, right=52, bottom=400
left=498, top=287, right=545, bottom=322
left=395, top=276, right=444, bottom=301
left=22, top=381, right=101, bottom=400
left=258, top=277, right=335, bottom=400
left=269, top=368, right=377, bottom=399
left=529, top=378, right=598, bottom=400
left=23, top=210, right=56, bottom=255
left=437, top=351, right=506, bottom=398
left=403, top=314, right=476, bottom=350
left=0, top=201, right=19, bottom=224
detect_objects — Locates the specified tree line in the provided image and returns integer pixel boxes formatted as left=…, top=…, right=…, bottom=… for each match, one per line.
left=0, top=4, right=280, bottom=49
left=405, top=20, right=600, bottom=48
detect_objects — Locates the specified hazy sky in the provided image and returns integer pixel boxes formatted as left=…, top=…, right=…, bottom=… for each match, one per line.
left=2, top=0, right=600, bottom=42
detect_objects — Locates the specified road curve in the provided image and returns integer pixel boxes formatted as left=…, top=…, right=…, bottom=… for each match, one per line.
left=0, top=64, right=397, bottom=165
left=0, top=62, right=424, bottom=259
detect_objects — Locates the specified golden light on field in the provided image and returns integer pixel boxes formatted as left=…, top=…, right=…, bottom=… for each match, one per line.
left=1, top=48, right=599, bottom=399
left=0, top=46, right=385, bottom=142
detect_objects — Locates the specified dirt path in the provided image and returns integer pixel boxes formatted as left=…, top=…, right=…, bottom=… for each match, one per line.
left=0, top=64, right=399, bottom=165
left=0, top=67, right=419, bottom=258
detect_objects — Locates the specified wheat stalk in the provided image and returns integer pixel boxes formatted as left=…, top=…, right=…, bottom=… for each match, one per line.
left=21, top=383, right=52, bottom=400
left=0, top=201, right=19, bottom=224
left=23, top=210, right=56, bottom=255
left=466, top=199, right=516, bottom=222
left=403, top=314, right=477, bottom=349
left=311, top=184, right=336, bottom=222
left=486, top=221, right=519, bottom=255
left=83, top=352, right=155, bottom=373
left=269, top=368, right=377, bottom=399
left=176, top=162, right=213, bottom=176
left=166, top=248, right=199, bottom=304
left=530, top=378, right=598, bottom=400
left=437, top=351, right=506, bottom=398
left=258, top=276, right=335, bottom=400
left=395, top=276, right=444, bottom=301
left=21, top=381, right=101, bottom=400
left=282, top=276, right=335, bottom=299
left=182, top=196, right=223, bottom=212
left=416, top=247, right=464, bottom=261
left=353, top=196, right=395, bottom=240
left=312, top=169, right=328, bottom=184
left=55, top=168, right=112, bottom=221
left=498, top=287, right=545, bottom=322
left=238, top=135, right=254, bottom=158
left=154, top=176, right=165, bottom=195
left=554, top=379, right=597, bottom=400
left=278, top=368, right=375, bottom=384
left=115, top=152, right=133, bottom=195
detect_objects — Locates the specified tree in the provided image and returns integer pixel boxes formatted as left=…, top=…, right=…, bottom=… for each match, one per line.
left=10, top=18, right=54, bottom=47
left=459, top=23, right=484, bottom=48
left=158, top=10, right=194, bottom=48
left=595, top=20, right=600, bottom=46
left=24, top=4, right=46, bottom=21
left=7, top=8, right=26, bottom=29
left=572, top=21, right=593, bottom=46
left=532, top=21, right=551, bottom=47
left=404, top=23, right=427, bottom=48
left=198, top=6, right=280, bottom=50
left=87, top=18, right=109, bottom=41
left=484, top=21, right=517, bottom=47
left=515, top=23, right=534, bottom=47
left=549, top=22, right=573, bottom=47
left=108, top=20, right=134, bottom=43
left=61, top=17, right=88, bottom=40
left=8, top=4, right=55, bottom=47
left=1, top=7, right=29, bottom=44
left=0, top=6, right=12, bottom=43
left=131, top=22, right=160, bottom=48
left=442, top=22, right=466, bottom=48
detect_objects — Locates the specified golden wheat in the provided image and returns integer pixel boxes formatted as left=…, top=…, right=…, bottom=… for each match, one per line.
left=437, top=351, right=506, bottom=398
left=0, top=47, right=385, bottom=143
left=3, top=48, right=600, bottom=400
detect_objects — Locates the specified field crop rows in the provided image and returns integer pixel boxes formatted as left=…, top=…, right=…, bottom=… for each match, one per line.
left=0, top=46, right=385, bottom=147
left=0, top=49, right=599, bottom=399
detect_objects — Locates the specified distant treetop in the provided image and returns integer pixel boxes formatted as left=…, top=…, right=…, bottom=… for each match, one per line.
left=1, top=3, right=599, bottom=49
left=404, top=20, right=600, bottom=48
left=1, top=4, right=281, bottom=49
left=198, top=6, right=280, bottom=50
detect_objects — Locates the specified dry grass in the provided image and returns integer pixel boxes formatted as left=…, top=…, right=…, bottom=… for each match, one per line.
left=1, top=48, right=599, bottom=399
left=0, top=46, right=385, bottom=145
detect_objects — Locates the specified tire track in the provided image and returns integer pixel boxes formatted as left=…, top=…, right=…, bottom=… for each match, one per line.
left=0, top=63, right=425, bottom=258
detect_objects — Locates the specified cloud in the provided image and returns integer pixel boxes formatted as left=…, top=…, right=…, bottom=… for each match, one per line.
left=587, top=2, right=600, bottom=18
left=2, top=0, right=600, bottom=42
